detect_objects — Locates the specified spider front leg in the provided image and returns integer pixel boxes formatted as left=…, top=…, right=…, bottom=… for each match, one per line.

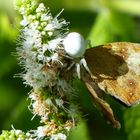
left=76, top=63, right=81, bottom=79
left=76, top=58, right=91, bottom=79
left=80, top=58, right=97, bottom=80
left=80, top=58, right=90, bottom=74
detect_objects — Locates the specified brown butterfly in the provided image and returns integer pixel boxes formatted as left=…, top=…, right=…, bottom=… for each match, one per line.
left=81, top=42, right=140, bottom=128
left=62, top=32, right=140, bottom=129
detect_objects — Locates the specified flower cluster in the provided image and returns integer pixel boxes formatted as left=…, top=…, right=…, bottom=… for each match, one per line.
left=14, top=0, right=81, bottom=139
left=0, top=129, right=33, bottom=140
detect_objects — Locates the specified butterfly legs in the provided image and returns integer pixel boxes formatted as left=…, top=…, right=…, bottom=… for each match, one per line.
left=81, top=72, right=121, bottom=128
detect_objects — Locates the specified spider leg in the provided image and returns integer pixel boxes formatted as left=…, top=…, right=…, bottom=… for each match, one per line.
left=80, top=58, right=90, bottom=73
left=80, top=58, right=97, bottom=80
left=76, top=63, right=81, bottom=79
left=67, top=61, right=75, bottom=71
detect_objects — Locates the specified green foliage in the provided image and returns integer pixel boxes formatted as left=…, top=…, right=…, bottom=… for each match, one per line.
left=88, top=9, right=136, bottom=46
left=124, top=105, right=140, bottom=140
left=68, top=120, right=90, bottom=140
left=1, top=0, right=140, bottom=140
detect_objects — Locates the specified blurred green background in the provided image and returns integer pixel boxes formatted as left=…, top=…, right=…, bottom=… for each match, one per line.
left=1, top=0, right=140, bottom=140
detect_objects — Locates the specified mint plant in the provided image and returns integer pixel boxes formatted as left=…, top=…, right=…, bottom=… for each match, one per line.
left=0, top=0, right=83, bottom=139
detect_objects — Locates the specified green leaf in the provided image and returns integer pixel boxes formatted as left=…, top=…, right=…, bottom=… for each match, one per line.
left=3, top=97, right=39, bottom=131
left=108, top=10, right=135, bottom=41
left=124, top=105, right=140, bottom=140
left=88, top=10, right=135, bottom=46
left=0, top=13, right=17, bottom=41
left=88, top=11, right=115, bottom=46
left=110, top=0, right=140, bottom=16
left=68, top=120, right=90, bottom=140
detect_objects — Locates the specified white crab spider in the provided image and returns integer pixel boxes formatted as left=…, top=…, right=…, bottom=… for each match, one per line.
left=63, top=32, right=93, bottom=79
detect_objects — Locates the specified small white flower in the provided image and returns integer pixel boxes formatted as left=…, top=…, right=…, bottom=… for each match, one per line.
left=48, top=31, right=53, bottom=36
left=52, top=19, right=67, bottom=29
left=36, top=126, right=46, bottom=138
left=51, top=53, right=59, bottom=61
left=37, top=54, right=44, bottom=61
left=36, top=3, right=46, bottom=13
left=45, top=23, right=55, bottom=31
left=34, top=21, right=39, bottom=27
left=41, top=31, right=46, bottom=35
left=55, top=99, right=64, bottom=108
left=15, top=130, right=22, bottom=135
left=23, top=37, right=34, bottom=47
left=46, top=98, right=53, bottom=106
left=17, top=138, right=22, bottom=140
left=48, top=38, right=62, bottom=51
left=50, top=133, right=67, bottom=140
left=29, top=93, right=37, bottom=101
left=20, top=7, right=25, bottom=15
left=41, top=14, right=52, bottom=21
left=20, top=16, right=28, bottom=26
left=42, top=43, right=49, bottom=50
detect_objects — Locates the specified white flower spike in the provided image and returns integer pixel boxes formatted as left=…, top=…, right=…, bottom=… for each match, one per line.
left=63, top=32, right=86, bottom=58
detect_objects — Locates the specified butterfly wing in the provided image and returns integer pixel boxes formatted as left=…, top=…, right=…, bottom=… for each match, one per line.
left=85, top=42, right=140, bottom=106
left=81, top=71, right=121, bottom=128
